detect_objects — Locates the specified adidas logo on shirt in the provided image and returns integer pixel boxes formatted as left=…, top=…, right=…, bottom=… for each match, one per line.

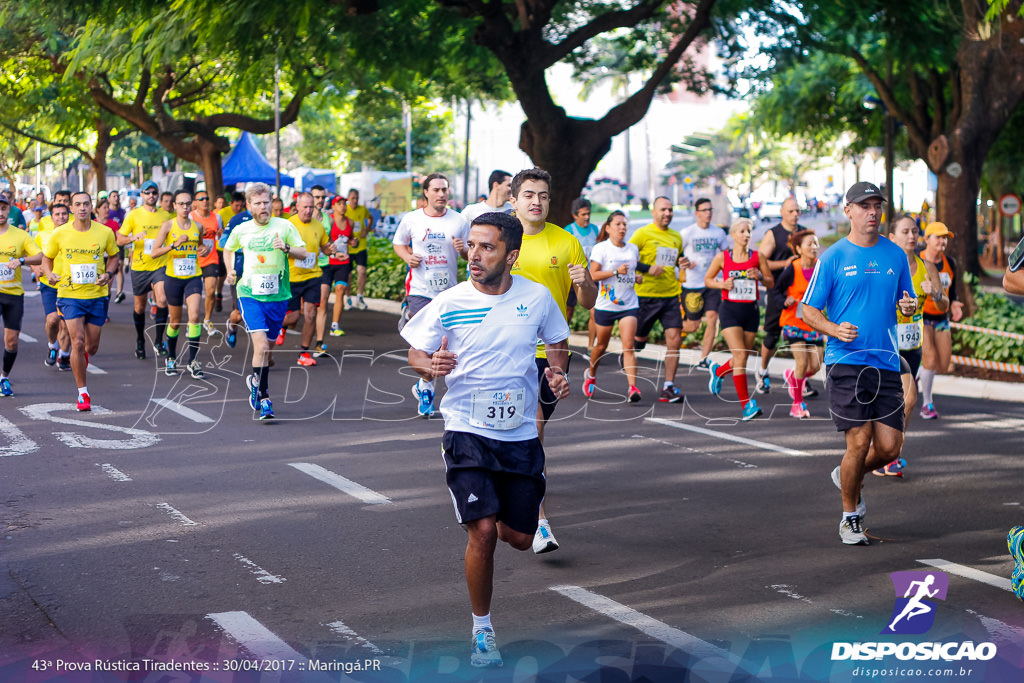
left=467, top=493, right=479, bottom=503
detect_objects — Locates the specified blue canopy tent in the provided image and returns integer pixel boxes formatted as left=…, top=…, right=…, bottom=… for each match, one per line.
left=221, top=132, right=295, bottom=188
left=290, top=167, right=337, bottom=194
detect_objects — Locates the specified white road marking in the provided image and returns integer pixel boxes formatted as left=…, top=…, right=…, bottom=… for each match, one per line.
left=0, top=414, right=38, bottom=457
left=97, top=463, right=132, bottom=481
left=646, top=417, right=813, bottom=456
left=632, top=434, right=758, bottom=469
left=206, top=611, right=307, bottom=661
left=19, top=402, right=160, bottom=450
left=24, top=290, right=39, bottom=298
left=325, top=621, right=384, bottom=655
left=86, top=363, right=106, bottom=375
left=288, top=463, right=391, bottom=505
left=550, top=584, right=745, bottom=670
left=232, top=553, right=286, bottom=584
left=149, top=398, right=215, bottom=423
left=917, top=559, right=1013, bottom=592
left=18, top=332, right=37, bottom=342
left=155, top=502, right=198, bottom=526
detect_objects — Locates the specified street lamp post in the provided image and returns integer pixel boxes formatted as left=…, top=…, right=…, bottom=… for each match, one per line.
left=863, top=94, right=896, bottom=225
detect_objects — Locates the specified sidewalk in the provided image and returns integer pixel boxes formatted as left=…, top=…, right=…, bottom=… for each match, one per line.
left=360, top=297, right=1023, bottom=404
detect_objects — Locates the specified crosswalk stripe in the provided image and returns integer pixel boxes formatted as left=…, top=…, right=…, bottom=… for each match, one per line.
left=150, top=398, right=215, bottom=423
left=206, top=611, right=307, bottom=661
left=917, top=559, right=1013, bottom=592
left=18, top=332, right=37, bottom=343
left=289, top=463, right=391, bottom=504
left=550, top=584, right=747, bottom=672
left=647, top=417, right=813, bottom=456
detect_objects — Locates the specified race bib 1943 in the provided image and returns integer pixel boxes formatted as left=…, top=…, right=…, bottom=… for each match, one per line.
left=898, top=320, right=923, bottom=351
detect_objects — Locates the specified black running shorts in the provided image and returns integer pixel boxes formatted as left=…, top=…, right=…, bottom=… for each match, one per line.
left=826, top=364, right=906, bottom=433
left=442, top=430, right=545, bottom=535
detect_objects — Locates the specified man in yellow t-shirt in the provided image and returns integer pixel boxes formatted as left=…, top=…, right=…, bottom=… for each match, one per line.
left=281, top=192, right=333, bottom=366
left=42, top=192, right=119, bottom=412
left=508, top=167, right=597, bottom=555
left=629, top=196, right=684, bottom=403
left=0, top=195, right=43, bottom=396
left=344, top=188, right=374, bottom=310
left=34, top=202, right=73, bottom=369
left=117, top=179, right=173, bottom=360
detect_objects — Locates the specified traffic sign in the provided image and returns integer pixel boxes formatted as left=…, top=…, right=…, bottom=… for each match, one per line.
left=1000, top=193, right=1022, bottom=217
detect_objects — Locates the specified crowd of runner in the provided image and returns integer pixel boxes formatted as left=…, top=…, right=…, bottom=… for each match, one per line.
left=0, top=172, right=1019, bottom=669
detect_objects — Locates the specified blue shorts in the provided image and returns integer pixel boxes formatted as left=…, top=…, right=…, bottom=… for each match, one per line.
left=57, top=297, right=109, bottom=326
left=239, top=297, right=288, bottom=338
left=40, top=283, right=59, bottom=316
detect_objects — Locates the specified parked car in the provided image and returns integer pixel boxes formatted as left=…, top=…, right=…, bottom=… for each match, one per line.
left=759, top=201, right=784, bottom=222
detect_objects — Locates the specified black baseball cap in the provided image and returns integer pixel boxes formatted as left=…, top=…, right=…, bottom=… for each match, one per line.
left=845, top=182, right=884, bottom=205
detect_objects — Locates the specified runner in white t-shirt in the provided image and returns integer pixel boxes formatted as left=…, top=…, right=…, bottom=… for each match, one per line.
left=678, top=197, right=730, bottom=369
left=393, top=172, right=469, bottom=417
left=582, top=210, right=642, bottom=402
left=461, top=170, right=513, bottom=224
left=401, top=211, right=570, bottom=669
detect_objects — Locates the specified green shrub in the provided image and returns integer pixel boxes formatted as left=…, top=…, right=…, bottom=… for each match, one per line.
left=363, top=236, right=408, bottom=301
left=952, top=274, right=1024, bottom=365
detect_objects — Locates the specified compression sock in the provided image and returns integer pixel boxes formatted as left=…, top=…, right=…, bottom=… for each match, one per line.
left=166, top=326, right=180, bottom=358
left=133, top=311, right=146, bottom=342
left=154, top=307, right=169, bottom=344
left=734, top=372, right=750, bottom=406
left=919, top=368, right=935, bottom=405
left=258, top=365, right=270, bottom=399
left=715, top=360, right=733, bottom=378
left=187, top=323, right=202, bottom=362
left=2, top=348, right=16, bottom=375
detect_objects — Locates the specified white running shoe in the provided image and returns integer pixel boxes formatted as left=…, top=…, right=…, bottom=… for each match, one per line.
left=532, top=520, right=559, bottom=554
left=470, top=627, right=502, bottom=668
left=839, top=515, right=869, bottom=545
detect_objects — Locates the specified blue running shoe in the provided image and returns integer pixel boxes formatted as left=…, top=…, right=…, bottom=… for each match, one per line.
left=226, top=321, right=237, bottom=348
left=1009, top=526, right=1024, bottom=601
left=259, top=398, right=274, bottom=420
left=741, top=398, right=762, bottom=421
left=246, top=373, right=259, bottom=411
left=0, top=378, right=12, bottom=397
left=755, top=372, right=770, bottom=394
left=413, top=383, right=434, bottom=418
left=708, top=364, right=723, bottom=395
left=45, top=347, right=58, bottom=366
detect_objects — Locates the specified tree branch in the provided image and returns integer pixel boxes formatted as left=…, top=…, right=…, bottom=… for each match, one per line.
left=0, top=121, right=94, bottom=164
left=542, top=0, right=664, bottom=68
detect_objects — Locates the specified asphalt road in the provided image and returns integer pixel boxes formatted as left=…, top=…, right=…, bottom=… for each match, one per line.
left=2, top=283, right=1023, bottom=683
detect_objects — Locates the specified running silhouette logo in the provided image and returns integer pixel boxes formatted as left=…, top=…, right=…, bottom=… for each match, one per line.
left=883, top=571, right=949, bottom=635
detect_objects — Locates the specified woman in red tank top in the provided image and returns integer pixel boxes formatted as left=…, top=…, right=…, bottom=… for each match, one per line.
left=704, top=218, right=774, bottom=421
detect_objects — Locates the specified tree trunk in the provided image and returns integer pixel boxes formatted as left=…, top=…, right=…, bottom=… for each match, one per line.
left=520, top=116, right=612, bottom=225
left=90, top=119, right=111, bottom=193
left=195, top=138, right=225, bottom=199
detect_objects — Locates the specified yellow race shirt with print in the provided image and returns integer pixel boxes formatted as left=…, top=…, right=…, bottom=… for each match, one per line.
left=120, top=207, right=173, bottom=271
left=345, top=205, right=371, bottom=255
left=34, top=220, right=63, bottom=290
left=629, top=222, right=683, bottom=298
left=0, top=226, right=41, bottom=295
left=43, top=222, right=119, bottom=299
left=511, top=222, right=587, bottom=321
left=288, top=215, right=328, bottom=282
left=163, top=219, right=202, bottom=280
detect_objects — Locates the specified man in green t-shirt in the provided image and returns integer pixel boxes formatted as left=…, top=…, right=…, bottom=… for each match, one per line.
left=223, top=183, right=308, bottom=420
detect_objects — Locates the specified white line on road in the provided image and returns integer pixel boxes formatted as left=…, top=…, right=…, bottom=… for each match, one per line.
left=97, top=463, right=132, bottom=481
left=24, top=290, right=39, bottom=298
left=155, top=502, right=198, bottom=526
left=325, top=621, right=384, bottom=655
left=917, top=559, right=1013, bottom=592
left=647, top=417, right=813, bottom=457
left=289, top=463, right=391, bottom=505
left=86, top=363, right=107, bottom=375
left=149, top=398, right=215, bottom=423
left=232, top=553, right=286, bottom=584
left=18, top=332, right=37, bottom=343
left=207, top=611, right=307, bottom=661
left=550, top=584, right=746, bottom=671
left=0, top=414, right=38, bottom=457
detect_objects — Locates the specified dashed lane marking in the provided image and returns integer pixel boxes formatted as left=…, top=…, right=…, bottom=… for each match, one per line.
left=206, top=611, right=307, bottom=661
left=232, top=553, right=286, bottom=584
